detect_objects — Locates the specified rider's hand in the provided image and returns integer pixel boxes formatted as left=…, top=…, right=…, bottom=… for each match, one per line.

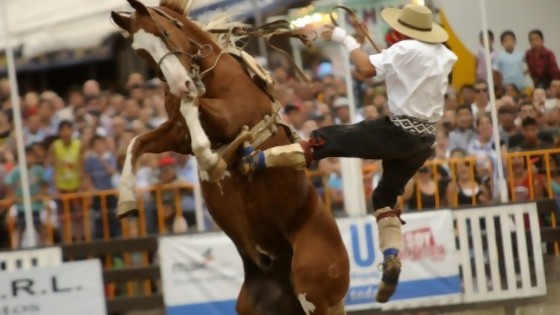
left=322, top=25, right=360, bottom=52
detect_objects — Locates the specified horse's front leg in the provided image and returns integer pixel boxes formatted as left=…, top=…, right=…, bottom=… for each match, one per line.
left=117, top=119, right=189, bottom=218
left=179, top=97, right=228, bottom=182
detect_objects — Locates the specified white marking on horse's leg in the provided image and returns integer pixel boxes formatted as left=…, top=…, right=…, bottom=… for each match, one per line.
left=132, top=29, right=192, bottom=98
left=119, top=136, right=139, bottom=205
left=298, top=293, right=317, bottom=315
left=180, top=98, right=219, bottom=173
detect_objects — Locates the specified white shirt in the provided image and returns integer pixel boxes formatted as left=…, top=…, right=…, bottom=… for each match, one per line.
left=369, top=40, right=457, bottom=122
left=471, top=102, right=491, bottom=118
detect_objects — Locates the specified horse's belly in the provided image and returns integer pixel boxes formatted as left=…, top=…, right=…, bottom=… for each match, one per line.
left=201, top=168, right=313, bottom=258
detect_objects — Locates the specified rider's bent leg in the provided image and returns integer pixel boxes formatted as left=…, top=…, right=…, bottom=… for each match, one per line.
left=372, top=150, right=432, bottom=303
left=240, top=120, right=381, bottom=175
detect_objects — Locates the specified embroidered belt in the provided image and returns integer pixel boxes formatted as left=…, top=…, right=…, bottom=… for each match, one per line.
left=389, top=113, right=437, bottom=137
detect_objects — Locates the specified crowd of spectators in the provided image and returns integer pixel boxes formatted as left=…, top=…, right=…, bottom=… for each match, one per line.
left=0, top=28, right=559, bottom=248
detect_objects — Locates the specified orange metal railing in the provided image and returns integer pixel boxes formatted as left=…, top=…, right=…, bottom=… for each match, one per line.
left=1, top=150, right=558, bottom=254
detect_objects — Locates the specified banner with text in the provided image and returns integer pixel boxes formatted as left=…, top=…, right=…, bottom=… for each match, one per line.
left=0, top=259, right=106, bottom=315
left=338, top=210, right=461, bottom=311
left=159, top=211, right=461, bottom=314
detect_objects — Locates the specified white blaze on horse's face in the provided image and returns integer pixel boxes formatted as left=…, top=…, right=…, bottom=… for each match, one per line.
left=132, top=29, right=194, bottom=98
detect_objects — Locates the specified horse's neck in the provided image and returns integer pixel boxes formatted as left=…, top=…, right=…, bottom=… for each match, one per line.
left=200, top=51, right=256, bottom=97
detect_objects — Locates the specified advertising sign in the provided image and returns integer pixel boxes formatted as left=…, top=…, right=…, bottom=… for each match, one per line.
left=0, top=259, right=106, bottom=315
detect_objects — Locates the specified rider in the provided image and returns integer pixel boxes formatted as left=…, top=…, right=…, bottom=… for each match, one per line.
left=240, top=4, right=457, bottom=303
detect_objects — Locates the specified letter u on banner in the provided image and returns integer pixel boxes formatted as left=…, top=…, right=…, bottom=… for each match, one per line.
left=350, top=223, right=376, bottom=267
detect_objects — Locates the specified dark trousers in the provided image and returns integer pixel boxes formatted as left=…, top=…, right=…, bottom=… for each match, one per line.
left=310, top=117, right=435, bottom=211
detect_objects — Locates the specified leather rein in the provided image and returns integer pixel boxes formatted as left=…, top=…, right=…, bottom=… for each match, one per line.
left=329, top=5, right=381, bottom=53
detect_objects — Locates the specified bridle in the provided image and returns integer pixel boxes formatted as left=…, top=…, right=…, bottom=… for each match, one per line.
left=116, top=7, right=225, bottom=91
left=147, top=7, right=214, bottom=83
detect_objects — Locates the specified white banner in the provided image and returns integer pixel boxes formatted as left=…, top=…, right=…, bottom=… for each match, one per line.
left=0, top=259, right=106, bottom=315
left=160, top=211, right=461, bottom=314
left=338, top=210, right=461, bottom=311
left=159, top=233, right=243, bottom=315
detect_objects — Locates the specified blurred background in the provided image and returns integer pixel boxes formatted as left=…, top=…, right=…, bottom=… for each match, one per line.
left=0, top=0, right=559, bottom=314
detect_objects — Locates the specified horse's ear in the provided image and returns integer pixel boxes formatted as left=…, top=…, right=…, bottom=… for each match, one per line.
left=111, top=11, right=132, bottom=32
left=127, top=0, right=150, bottom=15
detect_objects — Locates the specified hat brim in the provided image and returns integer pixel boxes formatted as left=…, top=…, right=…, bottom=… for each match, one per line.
left=381, top=8, right=449, bottom=43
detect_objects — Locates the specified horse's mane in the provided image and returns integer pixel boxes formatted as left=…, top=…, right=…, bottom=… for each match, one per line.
left=160, top=0, right=249, bottom=49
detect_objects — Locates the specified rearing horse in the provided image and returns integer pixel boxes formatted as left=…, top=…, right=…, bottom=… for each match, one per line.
left=111, top=1, right=349, bottom=314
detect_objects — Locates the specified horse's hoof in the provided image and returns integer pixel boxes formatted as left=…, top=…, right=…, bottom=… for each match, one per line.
left=117, top=201, right=140, bottom=219
left=206, top=158, right=228, bottom=182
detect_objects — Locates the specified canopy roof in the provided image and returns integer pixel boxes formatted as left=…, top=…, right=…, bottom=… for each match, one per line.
left=1, top=0, right=300, bottom=58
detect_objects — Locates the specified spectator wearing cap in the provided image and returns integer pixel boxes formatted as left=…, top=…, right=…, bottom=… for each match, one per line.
left=83, top=135, right=119, bottom=239
left=333, top=97, right=363, bottom=125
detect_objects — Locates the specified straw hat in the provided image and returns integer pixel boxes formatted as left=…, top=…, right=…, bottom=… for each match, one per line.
left=381, top=4, right=448, bottom=43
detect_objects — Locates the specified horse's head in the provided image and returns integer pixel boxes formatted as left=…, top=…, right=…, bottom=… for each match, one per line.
left=112, top=0, right=211, bottom=98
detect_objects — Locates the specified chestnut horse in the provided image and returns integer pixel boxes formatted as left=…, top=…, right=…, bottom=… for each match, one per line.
left=111, top=0, right=349, bottom=314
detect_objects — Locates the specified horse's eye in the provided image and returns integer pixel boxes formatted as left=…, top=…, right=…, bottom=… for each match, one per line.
left=163, top=30, right=169, bottom=37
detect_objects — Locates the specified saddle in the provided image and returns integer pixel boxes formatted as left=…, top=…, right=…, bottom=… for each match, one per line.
left=210, top=21, right=312, bottom=164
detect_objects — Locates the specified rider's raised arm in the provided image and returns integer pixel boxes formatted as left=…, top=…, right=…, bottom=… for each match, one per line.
left=349, top=49, right=377, bottom=78
left=329, top=26, right=376, bottom=78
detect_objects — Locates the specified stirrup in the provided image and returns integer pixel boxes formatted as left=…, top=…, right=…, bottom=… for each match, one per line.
left=239, top=150, right=262, bottom=176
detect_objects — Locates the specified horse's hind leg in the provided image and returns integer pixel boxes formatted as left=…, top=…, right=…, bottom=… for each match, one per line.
left=289, top=198, right=350, bottom=315
left=236, top=255, right=306, bottom=315
left=117, top=119, right=189, bottom=217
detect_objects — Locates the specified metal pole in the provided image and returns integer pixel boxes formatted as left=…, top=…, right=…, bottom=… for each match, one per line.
left=191, top=159, right=207, bottom=231
left=478, top=0, right=508, bottom=203
left=249, top=0, right=268, bottom=60
left=0, top=0, right=37, bottom=247
left=336, top=0, right=367, bottom=216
